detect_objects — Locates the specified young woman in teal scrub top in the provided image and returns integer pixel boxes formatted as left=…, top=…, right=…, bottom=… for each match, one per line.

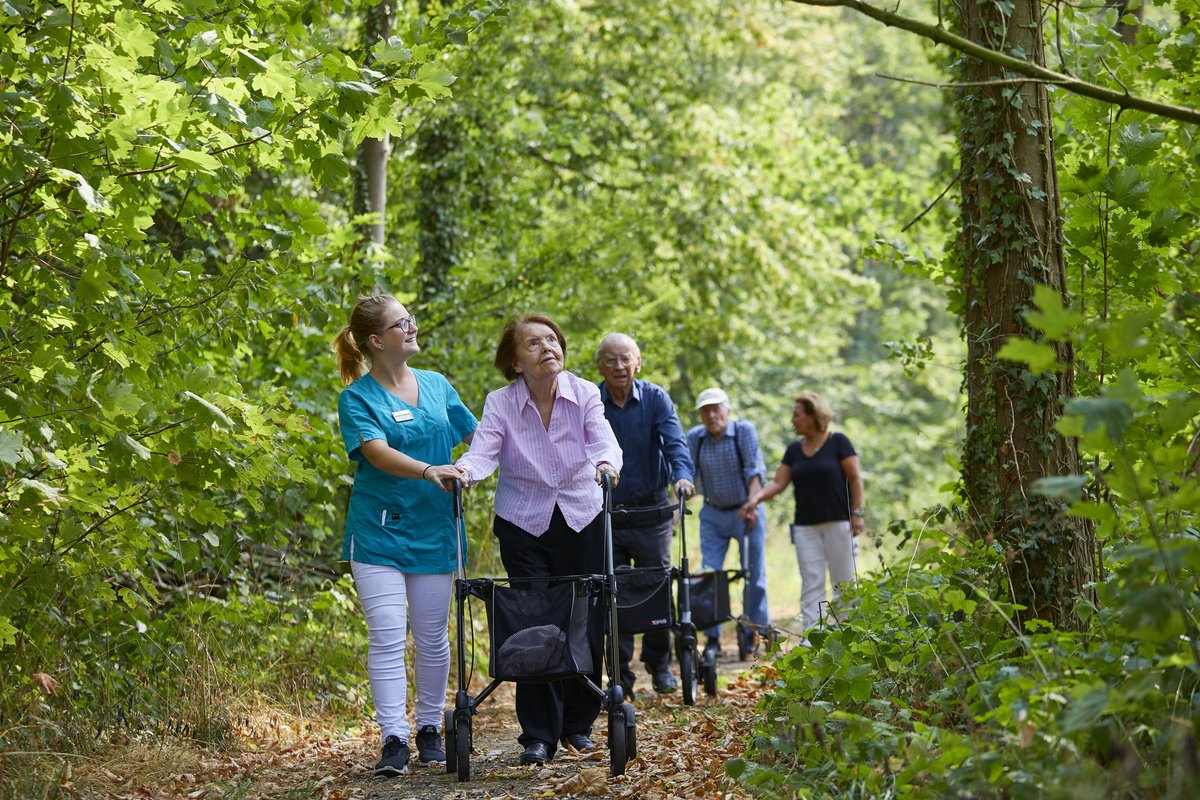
left=332, top=293, right=476, bottom=776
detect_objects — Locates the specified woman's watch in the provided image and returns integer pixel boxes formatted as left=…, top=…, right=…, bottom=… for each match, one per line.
left=850, top=507, right=865, bottom=518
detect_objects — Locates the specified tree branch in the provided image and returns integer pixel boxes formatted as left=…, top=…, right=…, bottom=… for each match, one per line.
left=785, top=0, right=1200, bottom=126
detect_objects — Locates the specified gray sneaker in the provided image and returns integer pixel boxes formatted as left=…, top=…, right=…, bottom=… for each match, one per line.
left=415, top=724, right=445, bottom=764
left=374, top=735, right=410, bottom=776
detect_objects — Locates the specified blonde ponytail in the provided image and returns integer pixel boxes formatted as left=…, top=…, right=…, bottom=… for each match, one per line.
left=332, top=326, right=367, bottom=385
left=332, top=293, right=400, bottom=385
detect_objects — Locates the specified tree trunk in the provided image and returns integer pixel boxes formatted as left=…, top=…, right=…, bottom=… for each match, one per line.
left=352, top=0, right=394, bottom=248
left=957, top=0, right=1097, bottom=629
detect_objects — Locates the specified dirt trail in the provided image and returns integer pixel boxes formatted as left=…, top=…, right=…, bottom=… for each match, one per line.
left=65, top=643, right=775, bottom=800
left=354, top=650, right=770, bottom=800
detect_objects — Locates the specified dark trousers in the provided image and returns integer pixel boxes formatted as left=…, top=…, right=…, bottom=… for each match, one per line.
left=494, top=505, right=605, bottom=755
left=612, top=516, right=673, bottom=691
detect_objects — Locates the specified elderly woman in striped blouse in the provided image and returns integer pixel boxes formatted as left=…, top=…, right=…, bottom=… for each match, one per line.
left=456, top=313, right=622, bottom=768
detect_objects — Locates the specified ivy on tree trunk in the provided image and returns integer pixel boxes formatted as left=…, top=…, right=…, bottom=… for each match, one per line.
left=957, top=0, right=1097, bottom=630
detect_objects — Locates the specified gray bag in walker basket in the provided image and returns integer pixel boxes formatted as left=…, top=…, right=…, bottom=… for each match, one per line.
left=487, top=580, right=594, bottom=681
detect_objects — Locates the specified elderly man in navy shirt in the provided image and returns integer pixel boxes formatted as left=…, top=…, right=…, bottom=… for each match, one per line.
left=596, top=333, right=695, bottom=699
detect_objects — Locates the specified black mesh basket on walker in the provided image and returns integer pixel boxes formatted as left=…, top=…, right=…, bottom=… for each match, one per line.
left=615, top=566, right=675, bottom=635
left=483, top=579, right=595, bottom=682
left=681, top=569, right=733, bottom=631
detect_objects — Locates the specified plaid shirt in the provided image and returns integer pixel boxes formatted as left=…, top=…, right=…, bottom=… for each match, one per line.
left=686, top=419, right=766, bottom=508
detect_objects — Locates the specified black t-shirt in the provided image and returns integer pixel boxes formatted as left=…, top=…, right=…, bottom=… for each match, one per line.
left=781, top=432, right=857, bottom=526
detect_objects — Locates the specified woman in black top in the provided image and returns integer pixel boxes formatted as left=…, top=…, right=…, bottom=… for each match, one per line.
left=742, top=392, right=865, bottom=636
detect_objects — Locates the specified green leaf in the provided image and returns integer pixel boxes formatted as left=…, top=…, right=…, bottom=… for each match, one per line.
left=1059, top=684, right=1109, bottom=735
left=14, top=478, right=64, bottom=505
left=1117, top=123, right=1164, bottom=166
left=1104, top=166, right=1149, bottom=210
left=996, top=338, right=1059, bottom=373
left=1030, top=474, right=1088, bottom=501
left=52, top=168, right=108, bottom=211
left=182, top=391, right=235, bottom=429
left=0, top=616, right=16, bottom=647
left=174, top=149, right=222, bottom=174
left=113, top=9, right=156, bottom=59
left=0, top=429, right=26, bottom=467
left=109, top=433, right=152, bottom=461
left=1063, top=397, right=1133, bottom=442
left=1024, top=284, right=1083, bottom=341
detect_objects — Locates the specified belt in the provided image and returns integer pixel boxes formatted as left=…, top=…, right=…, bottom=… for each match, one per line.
left=613, top=488, right=669, bottom=509
left=705, top=500, right=743, bottom=512
left=611, top=502, right=675, bottom=529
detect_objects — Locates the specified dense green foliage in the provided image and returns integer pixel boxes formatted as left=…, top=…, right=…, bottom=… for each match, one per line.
left=733, top=1, right=1200, bottom=797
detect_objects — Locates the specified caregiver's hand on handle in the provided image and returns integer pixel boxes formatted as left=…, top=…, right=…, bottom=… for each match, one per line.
left=423, top=463, right=468, bottom=492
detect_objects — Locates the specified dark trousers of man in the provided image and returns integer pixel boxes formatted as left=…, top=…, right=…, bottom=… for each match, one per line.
left=493, top=505, right=605, bottom=758
left=612, top=515, right=673, bottom=693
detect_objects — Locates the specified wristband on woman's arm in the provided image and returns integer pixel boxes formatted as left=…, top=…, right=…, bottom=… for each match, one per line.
left=421, top=464, right=433, bottom=480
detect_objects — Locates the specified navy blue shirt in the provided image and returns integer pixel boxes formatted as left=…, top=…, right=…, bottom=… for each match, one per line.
left=599, top=378, right=694, bottom=506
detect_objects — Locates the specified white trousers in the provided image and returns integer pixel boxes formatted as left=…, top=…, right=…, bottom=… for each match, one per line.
left=791, top=520, right=856, bottom=633
left=350, top=561, right=452, bottom=743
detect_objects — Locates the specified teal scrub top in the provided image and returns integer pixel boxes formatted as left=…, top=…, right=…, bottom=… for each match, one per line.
left=337, top=369, right=477, bottom=573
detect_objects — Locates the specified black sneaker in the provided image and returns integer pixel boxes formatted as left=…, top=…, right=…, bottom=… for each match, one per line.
left=374, top=735, right=410, bottom=776
left=415, top=724, right=445, bottom=764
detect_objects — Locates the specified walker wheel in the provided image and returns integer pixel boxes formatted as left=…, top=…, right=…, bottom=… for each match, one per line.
left=702, top=650, right=718, bottom=696
left=444, top=710, right=457, bottom=774
left=608, top=706, right=628, bottom=776
left=680, top=647, right=697, bottom=706
left=456, top=715, right=472, bottom=782
left=622, top=702, right=637, bottom=760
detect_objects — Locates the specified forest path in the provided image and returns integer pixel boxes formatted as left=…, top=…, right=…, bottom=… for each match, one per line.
left=349, top=647, right=771, bottom=800
left=67, top=639, right=777, bottom=800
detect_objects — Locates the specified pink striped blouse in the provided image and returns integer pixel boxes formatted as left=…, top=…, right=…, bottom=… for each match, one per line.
left=457, top=371, right=623, bottom=536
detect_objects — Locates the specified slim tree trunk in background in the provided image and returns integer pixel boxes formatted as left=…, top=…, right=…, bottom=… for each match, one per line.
left=353, top=0, right=395, bottom=248
left=957, top=0, right=1097, bottom=629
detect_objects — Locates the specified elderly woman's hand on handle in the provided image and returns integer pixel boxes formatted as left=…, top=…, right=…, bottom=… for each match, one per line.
left=595, top=461, right=620, bottom=488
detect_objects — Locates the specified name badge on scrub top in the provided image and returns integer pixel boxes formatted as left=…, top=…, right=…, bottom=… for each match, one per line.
left=392, top=409, right=414, bottom=423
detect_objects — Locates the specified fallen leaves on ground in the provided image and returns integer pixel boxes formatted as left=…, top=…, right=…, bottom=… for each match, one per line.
left=59, top=664, right=775, bottom=799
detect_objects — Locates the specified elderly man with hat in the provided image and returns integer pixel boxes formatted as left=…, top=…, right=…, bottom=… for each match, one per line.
left=686, top=387, right=770, bottom=658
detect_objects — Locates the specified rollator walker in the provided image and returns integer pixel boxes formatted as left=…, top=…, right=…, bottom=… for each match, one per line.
left=445, top=476, right=636, bottom=781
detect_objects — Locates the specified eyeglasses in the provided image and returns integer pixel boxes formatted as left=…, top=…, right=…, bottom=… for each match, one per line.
left=523, top=335, right=559, bottom=353
left=383, top=315, right=417, bottom=335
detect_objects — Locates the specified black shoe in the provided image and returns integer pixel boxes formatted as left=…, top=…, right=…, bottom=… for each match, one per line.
left=561, top=733, right=596, bottom=752
left=415, top=724, right=445, bottom=764
left=374, top=735, right=410, bottom=776
left=520, top=741, right=551, bottom=765
left=620, top=682, right=636, bottom=703
left=651, top=666, right=678, bottom=693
